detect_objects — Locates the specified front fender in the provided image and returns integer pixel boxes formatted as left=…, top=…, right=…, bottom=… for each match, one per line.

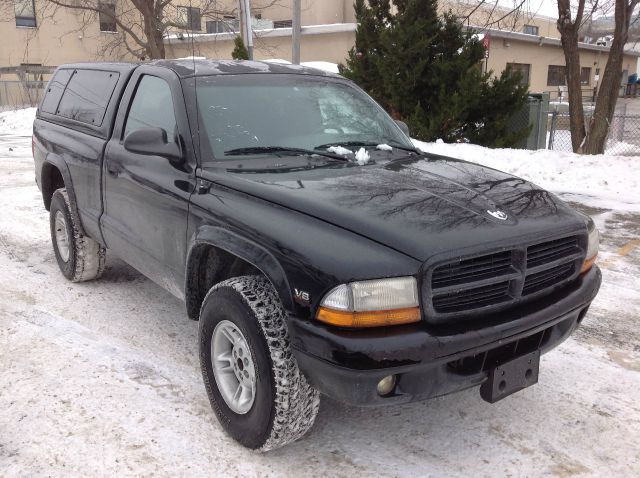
left=187, top=182, right=422, bottom=320
left=187, top=225, right=294, bottom=311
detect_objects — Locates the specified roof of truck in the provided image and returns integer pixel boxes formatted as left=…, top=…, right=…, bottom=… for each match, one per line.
left=55, top=59, right=341, bottom=79
left=149, top=59, right=341, bottom=78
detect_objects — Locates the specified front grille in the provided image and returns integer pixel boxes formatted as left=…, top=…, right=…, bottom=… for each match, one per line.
left=425, top=234, right=585, bottom=323
left=433, top=281, right=511, bottom=313
left=432, top=251, right=513, bottom=288
left=527, top=236, right=580, bottom=268
left=523, top=262, right=575, bottom=295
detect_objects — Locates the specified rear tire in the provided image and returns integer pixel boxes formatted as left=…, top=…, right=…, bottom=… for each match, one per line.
left=49, top=188, right=106, bottom=282
left=199, top=275, right=320, bottom=451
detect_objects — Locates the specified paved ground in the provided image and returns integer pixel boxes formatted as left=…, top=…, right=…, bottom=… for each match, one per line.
left=1, top=133, right=639, bottom=477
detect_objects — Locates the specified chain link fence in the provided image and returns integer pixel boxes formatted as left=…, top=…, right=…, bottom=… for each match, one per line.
left=547, top=104, right=640, bottom=156
left=0, top=80, right=46, bottom=112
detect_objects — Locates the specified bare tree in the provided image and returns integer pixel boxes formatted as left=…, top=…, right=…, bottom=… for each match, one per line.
left=558, top=0, right=639, bottom=154
left=452, top=0, right=530, bottom=32
left=556, top=0, right=589, bottom=152
left=27, top=0, right=281, bottom=61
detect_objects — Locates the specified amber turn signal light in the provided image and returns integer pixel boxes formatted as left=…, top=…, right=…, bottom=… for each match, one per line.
left=580, top=254, right=597, bottom=274
left=316, top=306, right=421, bottom=328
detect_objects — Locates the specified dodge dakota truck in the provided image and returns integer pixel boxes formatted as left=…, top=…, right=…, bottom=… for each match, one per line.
left=32, top=60, right=601, bottom=450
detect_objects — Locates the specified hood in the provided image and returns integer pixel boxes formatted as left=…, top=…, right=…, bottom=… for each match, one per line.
left=201, top=153, right=586, bottom=261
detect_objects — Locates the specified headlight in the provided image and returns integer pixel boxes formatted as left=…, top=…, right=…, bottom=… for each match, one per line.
left=316, top=277, right=420, bottom=328
left=581, top=218, right=599, bottom=273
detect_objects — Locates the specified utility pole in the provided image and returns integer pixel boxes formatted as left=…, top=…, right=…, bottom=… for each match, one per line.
left=238, top=0, right=254, bottom=60
left=292, top=0, right=301, bottom=64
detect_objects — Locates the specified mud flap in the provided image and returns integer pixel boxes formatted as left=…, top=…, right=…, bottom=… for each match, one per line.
left=480, top=350, right=540, bottom=403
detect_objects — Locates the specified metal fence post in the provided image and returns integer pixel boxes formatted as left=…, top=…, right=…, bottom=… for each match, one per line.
left=547, top=111, right=557, bottom=150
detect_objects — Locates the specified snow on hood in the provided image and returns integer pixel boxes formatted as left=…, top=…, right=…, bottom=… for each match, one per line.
left=326, top=145, right=353, bottom=156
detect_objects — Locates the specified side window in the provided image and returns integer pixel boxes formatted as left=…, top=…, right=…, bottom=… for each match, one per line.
left=57, top=69, right=119, bottom=125
left=124, top=75, right=177, bottom=140
left=40, top=69, right=72, bottom=114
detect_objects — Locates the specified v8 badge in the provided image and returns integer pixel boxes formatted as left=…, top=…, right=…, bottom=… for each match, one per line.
left=294, top=288, right=311, bottom=306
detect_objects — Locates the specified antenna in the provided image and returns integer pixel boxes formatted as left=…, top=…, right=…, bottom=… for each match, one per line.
left=188, top=0, right=201, bottom=167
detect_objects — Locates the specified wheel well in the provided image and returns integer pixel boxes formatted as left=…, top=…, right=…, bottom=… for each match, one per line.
left=41, top=162, right=65, bottom=211
left=186, top=243, right=262, bottom=319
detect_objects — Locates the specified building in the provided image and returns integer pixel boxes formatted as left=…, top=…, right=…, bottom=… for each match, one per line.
left=1, top=0, right=638, bottom=107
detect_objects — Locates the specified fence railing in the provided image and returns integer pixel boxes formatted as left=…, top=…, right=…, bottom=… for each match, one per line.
left=0, top=80, right=46, bottom=111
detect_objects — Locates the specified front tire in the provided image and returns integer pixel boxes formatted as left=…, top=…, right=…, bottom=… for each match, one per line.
left=49, top=188, right=106, bottom=282
left=199, top=276, right=320, bottom=451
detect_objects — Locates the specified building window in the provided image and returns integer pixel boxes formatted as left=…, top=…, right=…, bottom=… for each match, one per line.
left=15, top=0, right=36, bottom=27
left=547, top=65, right=566, bottom=86
left=177, top=6, right=201, bottom=31
left=580, top=67, right=591, bottom=86
left=506, top=63, right=531, bottom=86
left=99, top=3, right=117, bottom=32
left=523, top=24, right=539, bottom=35
left=206, top=16, right=238, bottom=33
left=273, top=20, right=292, bottom=28
left=206, top=21, right=226, bottom=33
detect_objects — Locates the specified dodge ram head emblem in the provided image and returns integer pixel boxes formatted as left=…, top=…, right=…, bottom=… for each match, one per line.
left=487, top=209, right=508, bottom=220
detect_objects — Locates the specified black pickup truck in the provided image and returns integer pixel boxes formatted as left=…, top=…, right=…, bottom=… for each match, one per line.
left=33, top=60, right=601, bottom=450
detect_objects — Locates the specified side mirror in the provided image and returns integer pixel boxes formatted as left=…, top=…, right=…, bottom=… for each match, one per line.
left=124, top=127, right=183, bottom=162
left=394, top=119, right=410, bottom=137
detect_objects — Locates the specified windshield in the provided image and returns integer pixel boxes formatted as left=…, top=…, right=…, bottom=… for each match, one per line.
left=190, top=74, right=413, bottom=161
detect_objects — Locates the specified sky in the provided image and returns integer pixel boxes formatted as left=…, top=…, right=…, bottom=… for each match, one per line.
left=499, top=0, right=559, bottom=19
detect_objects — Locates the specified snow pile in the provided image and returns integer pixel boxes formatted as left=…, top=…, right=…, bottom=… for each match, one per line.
left=327, top=145, right=352, bottom=156
left=0, top=107, right=36, bottom=136
left=354, top=147, right=371, bottom=165
left=376, top=143, right=393, bottom=151
left=412, top=138, right=640, bottom=210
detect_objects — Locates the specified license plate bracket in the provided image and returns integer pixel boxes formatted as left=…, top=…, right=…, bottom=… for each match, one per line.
left=480, top=350, right=540, bottom=403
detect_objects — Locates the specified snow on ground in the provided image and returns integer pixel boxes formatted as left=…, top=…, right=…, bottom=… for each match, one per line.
left=1, top=109, right=639, bottom=476
left=0, top=108, right=36, bottom=137
left=413, top=138, right=640, bottom=212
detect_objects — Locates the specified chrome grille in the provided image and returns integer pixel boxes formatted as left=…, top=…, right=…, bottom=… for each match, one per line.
left=425, top=234, right=585, bottom=323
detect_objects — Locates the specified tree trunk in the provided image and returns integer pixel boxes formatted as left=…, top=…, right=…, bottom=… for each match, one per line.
left=140, top=0, right=165, bottom=59
left=146, top=26, right=166, bottom=59
left=583, top=0, right=635, bottom=154
left=557, top=0, right=586, bottom=153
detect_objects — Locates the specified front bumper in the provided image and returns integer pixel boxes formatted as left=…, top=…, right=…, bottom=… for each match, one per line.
left=288, top=266, right=601, bottom=406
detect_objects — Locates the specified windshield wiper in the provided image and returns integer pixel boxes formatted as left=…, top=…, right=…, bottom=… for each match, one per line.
left=224, top=146, right=348, bottom=161
left=314, top=141, right=379, bottom=150
left=384, top=141, right=421, bottom=153
left=315, top=140, right=419, bottom=154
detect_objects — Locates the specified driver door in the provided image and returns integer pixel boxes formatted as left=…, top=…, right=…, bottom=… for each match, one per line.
left=101, top=66, right=197, bottom=298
